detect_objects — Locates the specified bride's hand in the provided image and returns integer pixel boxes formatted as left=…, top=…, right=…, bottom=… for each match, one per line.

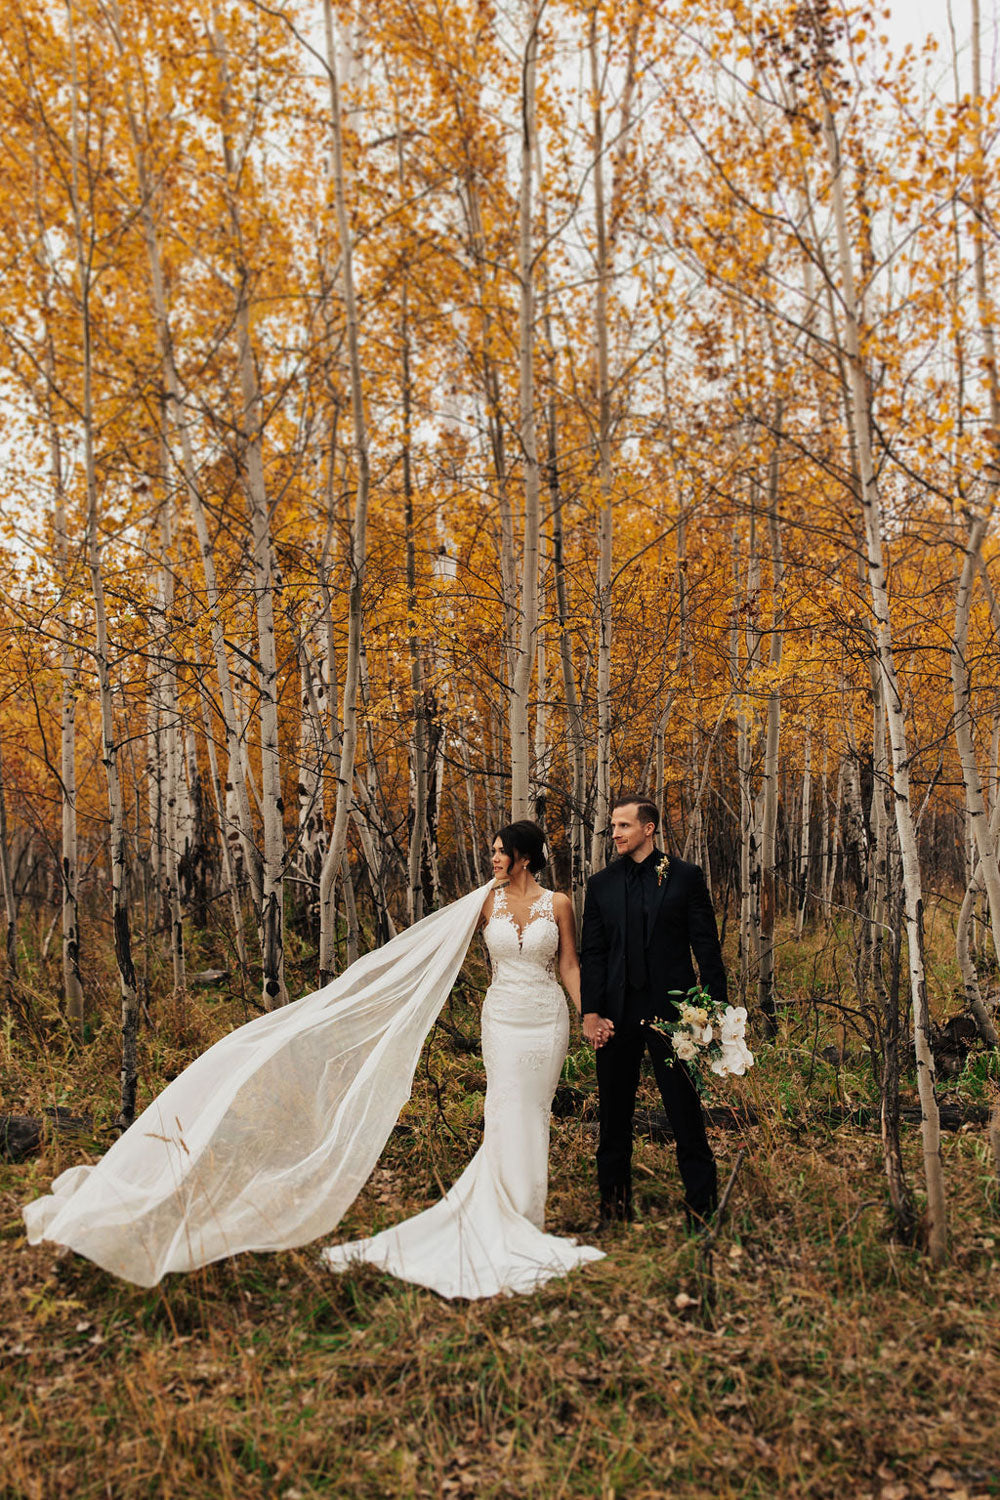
left=582, top=1013, right=614, bottom=1049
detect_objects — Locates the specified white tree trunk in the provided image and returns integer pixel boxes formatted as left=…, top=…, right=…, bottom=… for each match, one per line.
left=296, top=636, right=327, bottom=924
left=66, top=0, right=140, bottom=1124
left=509, top=3, right=542, bottom=819
left=204, top=12, right=287, bottom=1009
left=949, top=0, right=1000, bottom=990
left=47, top=363, right=84, bottom=1033
left=549, top=421, right=587, bottom=913
left=317, top=0, right=371, bottom=983
left=738, top=500, right=763, bottom=988
left=152, top=467, right=185, bottom=997
left=34, top=140, right=85, bottom=1035
left=820, top=85, right=948, bottom=1262
left=824, top=755, right=844, bottom=910
left=589, top=7, right=613, bottom=871
left=0, top=736, right=17, bottom=980
left=193, top=658, right=250, bottom=976
left=795, top=727, right=812, bottom=938
left=757, top=410, right=784, bottom=1029
left=532, top=523, right=550, bottom=828
left=108, top=4, right=263, bottom=935
left=957, top=861, right=1000, bottom=1046
left=396, top=136, right=429, bottom=922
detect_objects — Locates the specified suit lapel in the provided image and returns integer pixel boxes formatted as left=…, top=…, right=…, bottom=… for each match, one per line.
left=646, top=851, right=674, bottom=938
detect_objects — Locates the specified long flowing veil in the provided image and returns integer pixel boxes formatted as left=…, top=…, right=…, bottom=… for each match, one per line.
left=23, top=883, right=492, bottom=1286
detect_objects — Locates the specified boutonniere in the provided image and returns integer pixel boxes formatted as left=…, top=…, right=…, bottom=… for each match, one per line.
left=655, top=853, right=671, bottom=886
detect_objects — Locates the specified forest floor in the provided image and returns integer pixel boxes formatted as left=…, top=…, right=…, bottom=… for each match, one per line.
left=1, top=905, right=999, bottom=1500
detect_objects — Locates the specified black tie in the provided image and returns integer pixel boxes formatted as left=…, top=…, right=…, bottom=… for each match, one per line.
left=626, top=861, right=649, bottom=992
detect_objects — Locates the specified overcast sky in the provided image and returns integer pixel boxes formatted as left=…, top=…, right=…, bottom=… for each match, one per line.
left=885, top=0, right=1000, bottom=88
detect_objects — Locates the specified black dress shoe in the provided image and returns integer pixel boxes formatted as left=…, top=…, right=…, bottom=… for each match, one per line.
left=684, top=1200, right=717, bottom=1233
left=599, top=1187, right=635, bottom=1223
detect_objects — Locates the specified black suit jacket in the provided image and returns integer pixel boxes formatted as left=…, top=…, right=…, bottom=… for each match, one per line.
left=579, top=853, right=727, bottom=1027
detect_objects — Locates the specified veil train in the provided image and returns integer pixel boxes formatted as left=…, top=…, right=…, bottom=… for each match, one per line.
left=23, top=884, right=491, bottom=1287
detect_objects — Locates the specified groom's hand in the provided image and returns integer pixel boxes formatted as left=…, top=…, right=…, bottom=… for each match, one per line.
left=583, top=1013, right=614, bottom=1049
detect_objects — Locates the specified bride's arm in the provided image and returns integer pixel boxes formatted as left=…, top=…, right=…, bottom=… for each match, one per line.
left=552, top=893, right=582, bottom=1014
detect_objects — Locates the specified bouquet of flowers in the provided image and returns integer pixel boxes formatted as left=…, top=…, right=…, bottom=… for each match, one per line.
left=647, top=987, right=754, bottom=1090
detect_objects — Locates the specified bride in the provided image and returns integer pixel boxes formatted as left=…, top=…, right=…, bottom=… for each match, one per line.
left=23, top=821, right=603, bottom=1297
left=324, top=820, right=604, bottom=1296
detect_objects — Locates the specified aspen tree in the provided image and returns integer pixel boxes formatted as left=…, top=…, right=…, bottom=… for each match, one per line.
left=104, top=0, right=265, bottom=955
left=147, top=444, right=185, bottom=996
left=317, top=0, right=371, bottom=984
left=793, top=727, right=811, bottom=937
left=64, top=0, right=141, bottom=1124
left=47, top=316, right=85, bottom=1033
left=548, top=405, right=587, bottom=908
left=822, top=754, right=844, bottom=911
left=948, top=0, right=1000, bottom=1016
left=816, top=51, right=948, bottom=1262
left=532, top=129, right=587, bottom=887
left=14, top=121, right=89, bottom=1034
left=588, top=2, right=614, bottom=870
left=205, top=10, right=287, bottom=1009
left=509, top=0, right=542, bottom=820
left=584, top=0, right=643, bottom=870
left=191, top=638, right=250, bottom=976
left=295, top=634, right=327, bottom=924
left=0, top=735, right=17, bottom=981
left=756, top=399, right=785, bottom=1032
left=398, top=143, right=430, bottom=922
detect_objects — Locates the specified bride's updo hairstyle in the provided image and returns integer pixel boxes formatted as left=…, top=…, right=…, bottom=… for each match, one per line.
left=495, top=820, right=547, bottom=874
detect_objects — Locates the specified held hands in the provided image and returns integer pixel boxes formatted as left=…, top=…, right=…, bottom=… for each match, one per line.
left=582, top=1012, right=614, bottom=1049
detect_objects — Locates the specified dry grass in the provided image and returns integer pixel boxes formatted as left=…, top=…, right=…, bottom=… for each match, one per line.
left=1, top=912, right=999, bottom=1500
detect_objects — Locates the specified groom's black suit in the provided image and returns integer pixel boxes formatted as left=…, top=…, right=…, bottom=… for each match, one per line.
left=580, top=849, right=725, bottom=1220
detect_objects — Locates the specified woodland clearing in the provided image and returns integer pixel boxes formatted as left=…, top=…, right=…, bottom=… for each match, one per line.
left=2, top=916, right=998, bottom=1500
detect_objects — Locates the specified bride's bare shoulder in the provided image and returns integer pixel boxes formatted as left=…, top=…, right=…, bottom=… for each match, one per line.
left=551, top=890, right=575, bottom=917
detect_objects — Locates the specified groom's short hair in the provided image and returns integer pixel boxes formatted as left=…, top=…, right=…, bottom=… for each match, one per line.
left=612, top=791, right=659, bottom=831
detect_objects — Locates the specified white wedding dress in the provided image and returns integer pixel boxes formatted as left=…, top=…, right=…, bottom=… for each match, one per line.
left=324, top=885, right=604, bottom=1297
left=22, top=883, right=602, bottom=1296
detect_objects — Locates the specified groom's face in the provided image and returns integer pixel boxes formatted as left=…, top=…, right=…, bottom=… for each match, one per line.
left=611, top=804, right=656, bottom=860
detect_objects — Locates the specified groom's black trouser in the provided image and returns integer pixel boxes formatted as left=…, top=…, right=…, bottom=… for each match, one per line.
left=595, top=1022, right=717, bottom=1217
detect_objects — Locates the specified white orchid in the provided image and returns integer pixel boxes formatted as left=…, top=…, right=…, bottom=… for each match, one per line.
left=711, top=1039, right=754, bottom=1077
left=719, top=1005, right=749, bottom=1044
left=647, top=989, right=755, bottom=1091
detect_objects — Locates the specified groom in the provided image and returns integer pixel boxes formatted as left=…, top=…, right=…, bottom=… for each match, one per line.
left=580, top=793, right=727, bottom=1226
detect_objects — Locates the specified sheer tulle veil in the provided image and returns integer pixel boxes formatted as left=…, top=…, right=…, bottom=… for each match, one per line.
left=23, top=883, right=493, bottom=1286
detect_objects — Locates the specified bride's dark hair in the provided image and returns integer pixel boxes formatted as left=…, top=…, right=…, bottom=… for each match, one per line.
left=494, top=820, right=547, bottom=874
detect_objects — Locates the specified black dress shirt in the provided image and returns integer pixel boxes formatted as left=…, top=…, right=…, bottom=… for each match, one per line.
left=625, top=850, right=659, bottom=997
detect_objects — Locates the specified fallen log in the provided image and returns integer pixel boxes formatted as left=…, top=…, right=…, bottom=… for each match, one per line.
left=0, top=1108, right=93, bottom=1162
left=619, top=1100, right=991, bottom=1142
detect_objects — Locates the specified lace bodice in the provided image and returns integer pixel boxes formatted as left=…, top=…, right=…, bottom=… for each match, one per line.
left=484, top=885, right=559, bottom=979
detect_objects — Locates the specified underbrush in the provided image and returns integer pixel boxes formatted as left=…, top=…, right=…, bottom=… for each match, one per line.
left=1, top=909, right=999, bottom=1499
